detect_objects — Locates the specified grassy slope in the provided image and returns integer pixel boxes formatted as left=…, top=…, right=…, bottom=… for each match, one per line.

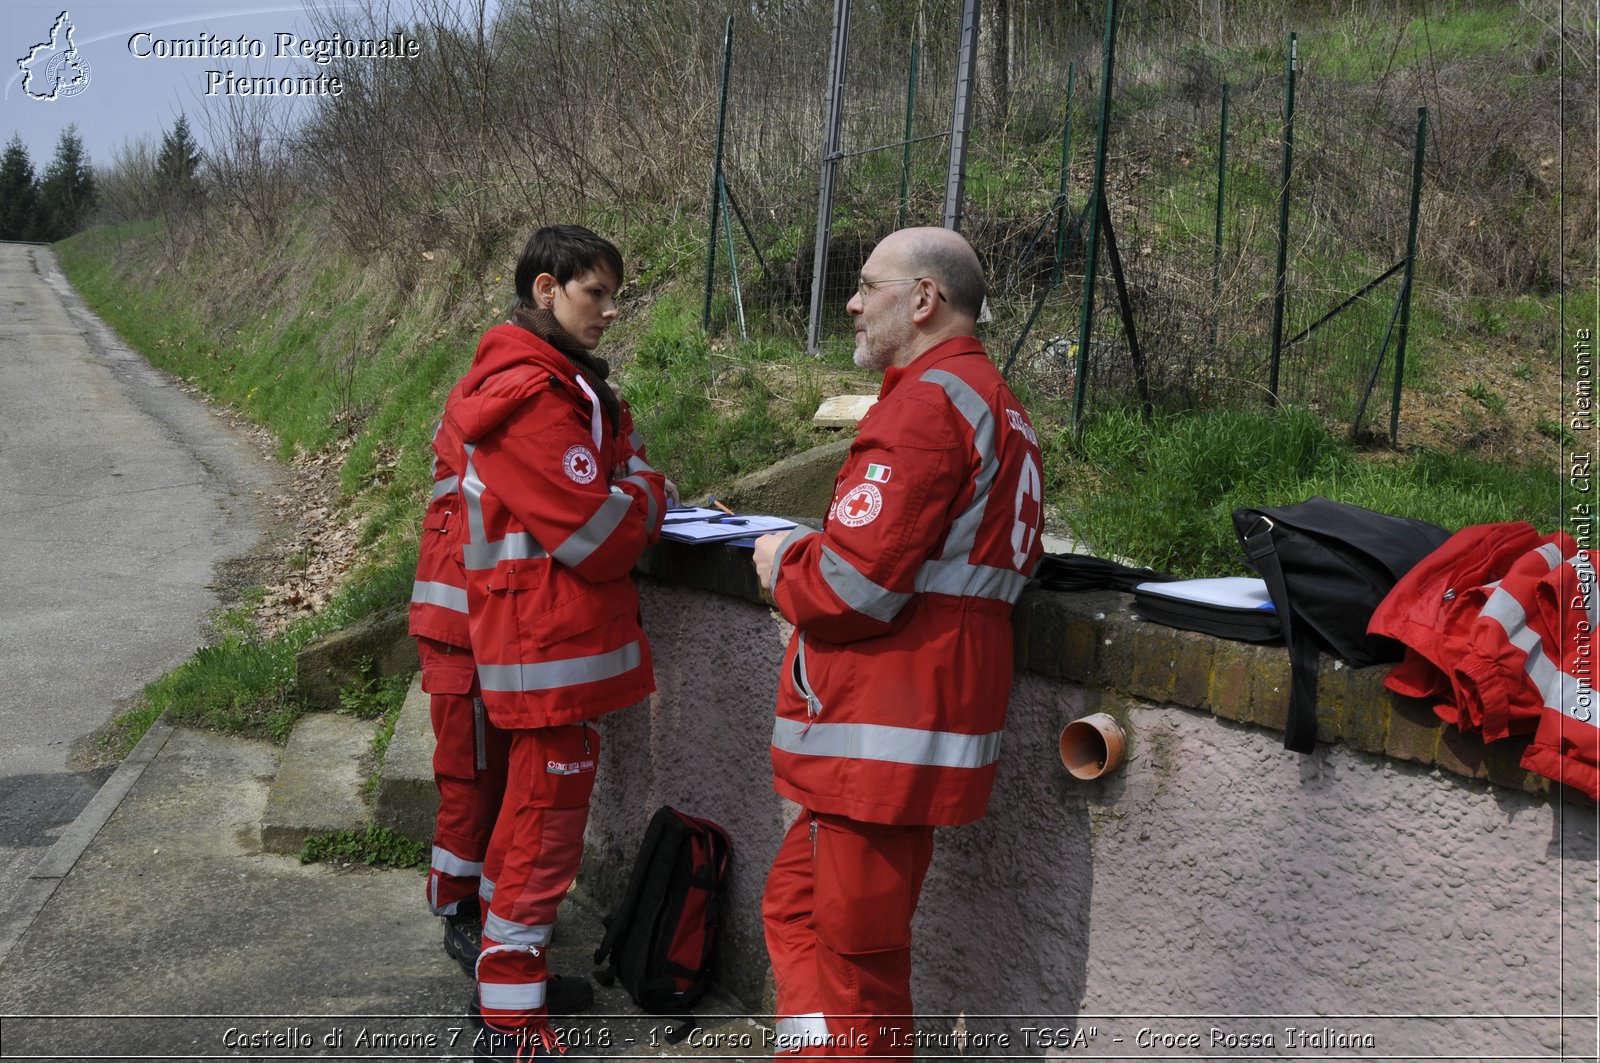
left=51, top=2, right=1580, bottom=744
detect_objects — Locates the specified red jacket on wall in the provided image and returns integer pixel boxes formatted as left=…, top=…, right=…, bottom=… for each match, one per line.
left=442, top=323, right=666, bottom=730
left=765, top=337, right=1045, bottom=827
left=1371, top=524, right=1600, bottom=799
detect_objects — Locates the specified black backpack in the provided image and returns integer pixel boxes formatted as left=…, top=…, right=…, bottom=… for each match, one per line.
left=593, top=806, right=732, bottom=1025
left=1233, top=498, right=1451, bottom=753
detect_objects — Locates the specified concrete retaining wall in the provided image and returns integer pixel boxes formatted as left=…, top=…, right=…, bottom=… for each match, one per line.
left=570, top=541, right=1596, bottom=1058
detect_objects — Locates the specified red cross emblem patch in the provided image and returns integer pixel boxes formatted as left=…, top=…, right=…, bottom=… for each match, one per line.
left=563, top=444, right=599, bottom=484
left=835, top=482, right=883, bottom=528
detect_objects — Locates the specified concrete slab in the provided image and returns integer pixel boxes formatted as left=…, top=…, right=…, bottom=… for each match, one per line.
left=260, top=713, right=376, bottom=855
left=374, top=676, right=439, bottom=846
left=811, top=394, right=876, bottom=427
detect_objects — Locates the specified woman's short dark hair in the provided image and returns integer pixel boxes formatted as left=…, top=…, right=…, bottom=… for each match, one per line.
left=513, top=224, right=625, bottom=305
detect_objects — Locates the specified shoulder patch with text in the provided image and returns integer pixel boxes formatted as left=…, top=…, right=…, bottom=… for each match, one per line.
left=835, top=483, right=884, bottom=528
left=563, top=445, right=599, bottom=484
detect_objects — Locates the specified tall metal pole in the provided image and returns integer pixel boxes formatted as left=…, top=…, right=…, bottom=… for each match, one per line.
left=942, top=0, right=980, bottom=232
left=898, top=39, right=920, bottom=230
left=701, top=17, right=734, bottom=332
left=1209, top=83, right=1229, bottom=357
left=806, top=0, right=852, bottom=353
left=1071, top=0, right=1119, bottom=428
left=1391, top=106, right=1428, bottom=444
left=1268, top=32, right=1297, bottom=404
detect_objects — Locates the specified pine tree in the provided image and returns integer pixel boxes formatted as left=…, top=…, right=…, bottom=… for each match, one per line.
left=34, top=124, right=95, bottom=241
left=0, top=134, right=39, bottom=241
left=156, top=114, right=204, bottom=212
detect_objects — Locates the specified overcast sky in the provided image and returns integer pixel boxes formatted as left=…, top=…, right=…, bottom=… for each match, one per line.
left=2, top=2, right=410, bottom=170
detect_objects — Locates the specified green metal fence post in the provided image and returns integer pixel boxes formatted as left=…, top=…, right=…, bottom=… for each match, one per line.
left=1072, top=0, right=1120, bottom=429
left=1268, top=32, right=1297, bottom=404
left=1391, top=106, right=1428, bottom=444
left=1209, top=83, right=1229, bottom=357
left=898, top=39, right=920, bottom=230
left=701, top=17, right=734, bottom=332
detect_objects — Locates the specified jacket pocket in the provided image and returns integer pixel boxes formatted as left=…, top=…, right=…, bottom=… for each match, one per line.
left=488, top=561, right=637, bottom=650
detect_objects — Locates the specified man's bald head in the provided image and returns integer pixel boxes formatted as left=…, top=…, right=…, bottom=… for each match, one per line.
left=877, top=226, right=985, bottom=321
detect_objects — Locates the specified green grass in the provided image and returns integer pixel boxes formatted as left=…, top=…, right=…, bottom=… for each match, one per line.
left=299, top=825, right=427, bottom=868
left=1057, top=405, right=1564, bottom=576
left=616, top=293, right=842, bottom=496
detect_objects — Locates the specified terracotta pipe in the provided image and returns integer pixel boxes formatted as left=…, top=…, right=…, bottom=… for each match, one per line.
left=1058, top=713, right=1127, bottom=780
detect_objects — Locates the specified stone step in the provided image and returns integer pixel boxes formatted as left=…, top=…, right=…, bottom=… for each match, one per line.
left=373, top=674, right=439, bottom=846
left=260, top=712, right=378, bottom=855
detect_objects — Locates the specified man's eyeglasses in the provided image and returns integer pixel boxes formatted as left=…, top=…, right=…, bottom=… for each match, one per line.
left=856, top=276, right=946, bottom=302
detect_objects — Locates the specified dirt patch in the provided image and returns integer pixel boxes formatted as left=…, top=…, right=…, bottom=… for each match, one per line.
left=1395, top=342, right=1564, bottom=467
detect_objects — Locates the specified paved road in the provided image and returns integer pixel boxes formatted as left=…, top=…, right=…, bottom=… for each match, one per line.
left=0, top=242, right=276, bottom=955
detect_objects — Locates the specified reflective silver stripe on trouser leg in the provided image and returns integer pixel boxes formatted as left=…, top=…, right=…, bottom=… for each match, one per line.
left=775, top=1014, right=831, bottom=1049
left=474, top=944, right=548, bottom=1009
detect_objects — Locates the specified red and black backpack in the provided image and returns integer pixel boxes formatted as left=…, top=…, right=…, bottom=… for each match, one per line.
left=593, top=806, right=732, bottom=1021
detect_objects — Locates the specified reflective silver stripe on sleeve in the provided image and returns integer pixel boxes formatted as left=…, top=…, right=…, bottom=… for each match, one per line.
left=770, top=718, right=1003, bottom=769
left=483, top=912, right=553, bottom=948
left=618, top=473, right=659, bottom=530
left=432, top=475, right=460, bottom=501
left=462, top=444, right=488, bottom=548
left=819, top=543, right=910, bottom=623
left=478, top=642, right=643, bottom=692
left=1478, top=552, right=1600, bottom=723
left=479, top=875, right=495, bottom=904
left=551, top=488, right=633, bottom=569
left=914, top=559, right=1031, bottom=602
left=462, top=532, right=548, bottom=571
left=770, top=525, right=819, bottom=593
left=430, top=845, right=483, bottom=878
left=626, top=454, right=654, bottom=476
left=411, top=580, right=468, bottom=613
left=628, top=427, right=645, bottom=452
left=774, top=1014, right=832, bottom=1049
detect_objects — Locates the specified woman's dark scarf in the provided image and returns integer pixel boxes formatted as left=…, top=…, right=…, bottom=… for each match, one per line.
left=510, top=302, right=621, bottom=434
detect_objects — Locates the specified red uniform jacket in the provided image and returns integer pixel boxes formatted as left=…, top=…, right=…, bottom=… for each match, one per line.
left=407, top=415, right=477, bottom=695
left=1371, top=525, right=1599, bottom=798
left=765, top=337, right=1045, bottom=827
left=442, top=324, right=665, bottom=729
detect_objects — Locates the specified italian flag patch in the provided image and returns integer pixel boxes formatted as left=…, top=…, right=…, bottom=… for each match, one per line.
left=864, top=463, right=892, bottom=483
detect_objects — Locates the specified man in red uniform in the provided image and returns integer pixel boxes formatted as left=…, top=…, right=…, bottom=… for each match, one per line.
left=442, top=226, right=668, bottom=1060
left=752, top=226, right=1045, bottom=1057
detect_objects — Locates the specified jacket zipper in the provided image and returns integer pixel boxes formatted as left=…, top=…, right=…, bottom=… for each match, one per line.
left=791, top=634, right=822, bottom=733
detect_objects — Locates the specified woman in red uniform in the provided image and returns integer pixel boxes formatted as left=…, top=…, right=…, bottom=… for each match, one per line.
left=441, top=225, right=667, bottom=1060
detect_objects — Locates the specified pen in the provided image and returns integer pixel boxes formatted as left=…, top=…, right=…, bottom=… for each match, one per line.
left=709, top=497, right=736, bottom=517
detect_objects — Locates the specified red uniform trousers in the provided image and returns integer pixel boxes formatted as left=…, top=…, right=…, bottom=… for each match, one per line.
left=418, top=637, right=511, bottom=916
left=762, top=811, right=935, bottom=1059
left=475, top=723, right=599, bottom=1033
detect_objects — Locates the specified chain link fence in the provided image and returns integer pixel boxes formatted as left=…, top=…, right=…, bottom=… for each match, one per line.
left=704, top=0, right=1439, bottom=441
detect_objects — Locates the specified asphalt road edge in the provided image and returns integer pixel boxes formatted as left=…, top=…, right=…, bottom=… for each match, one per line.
left=0, top=715, right=175, bottom=970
